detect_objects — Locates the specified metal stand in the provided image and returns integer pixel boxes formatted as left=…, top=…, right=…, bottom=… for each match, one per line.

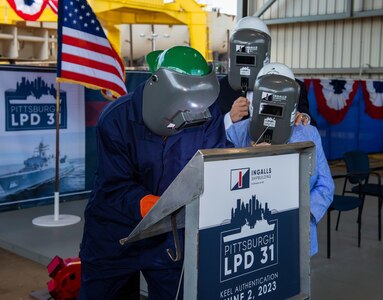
left=32, top=83, right=80, bottom=227
left=32, top=192, right=81, bottom=227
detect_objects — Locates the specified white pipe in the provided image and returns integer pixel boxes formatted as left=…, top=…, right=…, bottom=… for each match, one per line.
left=18, top=35, right=46, bottom=42
left=54, top=191, right=60, bottom=221
left=0, top=34, right=47, bottom=42
left=0, top=33, right=13, bottom=39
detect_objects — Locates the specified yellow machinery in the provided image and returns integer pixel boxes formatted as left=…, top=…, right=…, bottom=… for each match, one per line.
left=0, top=0, right=210, bottom=60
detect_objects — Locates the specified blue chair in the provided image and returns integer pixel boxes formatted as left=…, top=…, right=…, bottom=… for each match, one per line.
left=343, top=151, right=383, bottom=240
left=327, top=174, right=363, bottom=258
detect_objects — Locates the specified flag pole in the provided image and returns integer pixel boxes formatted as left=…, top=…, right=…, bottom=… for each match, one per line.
left=54, top=81, right=61, bottom=221
left=32, top=82, right=81, bottom=227
left=33, top=0, right=126, bottom=226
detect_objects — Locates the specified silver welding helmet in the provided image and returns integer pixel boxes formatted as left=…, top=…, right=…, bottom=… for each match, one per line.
left=249, top=63, right=300, bottom=145
left=228, top=16, right=271, bottom=93
left=143, top=46, right=219, bottom=136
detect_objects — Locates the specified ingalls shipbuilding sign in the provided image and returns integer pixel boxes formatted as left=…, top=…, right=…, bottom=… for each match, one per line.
left=197, top=154, right=300, bottom=299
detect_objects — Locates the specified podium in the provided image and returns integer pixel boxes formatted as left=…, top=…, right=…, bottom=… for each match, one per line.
left=121, top=142, right=314, bottom=299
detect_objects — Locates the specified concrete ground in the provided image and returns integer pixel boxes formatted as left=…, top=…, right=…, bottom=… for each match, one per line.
left=0, top=247, right=47, bottom=300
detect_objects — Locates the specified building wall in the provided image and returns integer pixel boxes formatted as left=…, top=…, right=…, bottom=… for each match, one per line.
left=247, top=0, right=383, bottom=79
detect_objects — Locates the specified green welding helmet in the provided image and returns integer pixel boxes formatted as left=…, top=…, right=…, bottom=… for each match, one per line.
left=143, top=46, right=219, bottom=136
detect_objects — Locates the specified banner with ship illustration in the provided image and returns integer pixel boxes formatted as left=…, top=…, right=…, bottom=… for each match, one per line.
left=198, top=154, right=300, bottom=299
left=0, top=68, right=85, bottom=209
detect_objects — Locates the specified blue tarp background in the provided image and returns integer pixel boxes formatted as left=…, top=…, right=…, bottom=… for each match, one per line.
left=85, top=71, right=151, bottom=189
left=84, top=72, right=383, bottom=191
left=307, top=81, right=383, bottom=161
left=0, top=66, right=382, bottom=208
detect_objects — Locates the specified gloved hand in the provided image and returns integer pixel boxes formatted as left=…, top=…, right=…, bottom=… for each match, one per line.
left=140, top=194, right=160, bottom=218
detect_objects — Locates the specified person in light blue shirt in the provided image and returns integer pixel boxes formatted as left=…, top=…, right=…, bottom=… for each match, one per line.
left=227, top=120, right=334, bottom=256
left=226, top=62, right=334, bottom=256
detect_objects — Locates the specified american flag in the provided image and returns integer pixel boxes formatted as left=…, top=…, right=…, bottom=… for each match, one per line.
left=56, top=0, right=127, bottom=99
left=48, top=0, right=58, bottom=14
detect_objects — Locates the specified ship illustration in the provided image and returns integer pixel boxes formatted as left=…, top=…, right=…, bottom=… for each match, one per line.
left=223, top=195, right=275, bottom=243
left=0, top=140, right=74, bottom=197
left=223, top=219, right=275, bottom=243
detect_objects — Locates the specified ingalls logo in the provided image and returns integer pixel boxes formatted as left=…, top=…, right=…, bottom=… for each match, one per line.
left=230, top=168, right=250, bottom=190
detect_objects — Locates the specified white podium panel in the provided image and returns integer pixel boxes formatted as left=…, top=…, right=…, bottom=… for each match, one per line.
left=196, top=154, right=300, bottom=299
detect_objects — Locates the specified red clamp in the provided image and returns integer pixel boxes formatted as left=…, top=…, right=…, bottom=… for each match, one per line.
left=47, top=256, right=81, bottom=300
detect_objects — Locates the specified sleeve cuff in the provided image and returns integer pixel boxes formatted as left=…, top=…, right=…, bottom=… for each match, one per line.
left=301, top=113, right=311, bottom=125
left=310, top=212, right=317, bottom=225
left=224, top=112, right=233, bottom=130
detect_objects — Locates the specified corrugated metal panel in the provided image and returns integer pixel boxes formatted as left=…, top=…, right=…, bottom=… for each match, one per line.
left=346, top=20, right=356, bottom=68
left=335, top=0, right=346, bottom=14
left=361, top=18, right=372, bottom=68
left=308, top=23, right=317, bottom=68
left=316, top=23, right=326, bottom=67
left=371, top=18, right=383, bottom=66
left=324, top=21, right=335, bottom=68
left=249, top=0, right=383, bottom=79
left=284, top=26, right=294, bottom=67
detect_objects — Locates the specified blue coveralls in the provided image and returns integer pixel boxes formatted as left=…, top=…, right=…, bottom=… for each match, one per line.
left=226, top=121, right=334, bottom=256
left=79, top=83, right=227, bottom=299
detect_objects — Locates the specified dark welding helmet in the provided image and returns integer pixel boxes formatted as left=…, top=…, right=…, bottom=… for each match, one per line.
left=249, top=63, right=300, bottom=145
left=228, top=16, right=271, bottom=93
left=143, top=46, right=220, bottom=136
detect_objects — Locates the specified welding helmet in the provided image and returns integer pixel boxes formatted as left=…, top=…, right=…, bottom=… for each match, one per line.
left=143, top=46, right=219, bottom=136
left=228, top=16, right=271, bottom=93
left=249, top=63, right=300, bottom=145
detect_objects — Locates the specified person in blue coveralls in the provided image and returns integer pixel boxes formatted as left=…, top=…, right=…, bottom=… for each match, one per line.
left=226, top=62, right=334, bottom=256
left=78, top=46, right=227, bottom=300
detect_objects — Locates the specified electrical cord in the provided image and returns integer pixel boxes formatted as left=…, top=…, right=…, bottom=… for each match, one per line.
left=175, top=262, right=185, bottom=300
left=254, top=126, right=270, bottom=144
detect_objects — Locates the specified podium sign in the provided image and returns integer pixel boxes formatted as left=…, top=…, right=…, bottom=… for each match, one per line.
left=196, top=154, right=300, bottom=299
left=122, top=143, right=313, bottom=299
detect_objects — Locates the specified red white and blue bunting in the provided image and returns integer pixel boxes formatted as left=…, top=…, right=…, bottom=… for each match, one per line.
left=310, top=79, right=383, bottom=123
left=6, top=0, right=57, bottom=21
left=302, top=78, right=383, bottom=159
left=360, top=80, right=383, bottom=119
left=312, top=79, right=359, bottom=125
